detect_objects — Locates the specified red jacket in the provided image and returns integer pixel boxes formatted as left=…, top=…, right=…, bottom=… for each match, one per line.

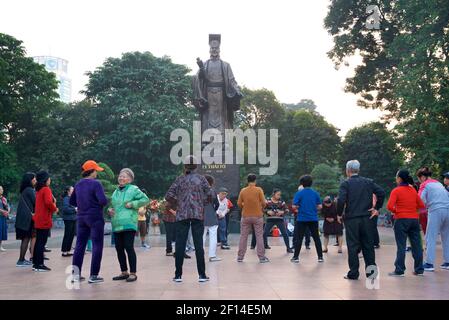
left=33, top=186, right=57, bottom=229
left=387, top=185, right=425, bottom=219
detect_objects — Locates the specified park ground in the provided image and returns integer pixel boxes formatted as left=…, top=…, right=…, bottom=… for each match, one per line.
left=0, top=227, right=448, bottom=300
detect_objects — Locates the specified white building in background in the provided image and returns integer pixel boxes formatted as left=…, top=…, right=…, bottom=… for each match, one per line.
left=33, top=56, right=72, bottom=104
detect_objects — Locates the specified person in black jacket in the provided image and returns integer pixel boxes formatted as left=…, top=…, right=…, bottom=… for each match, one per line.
left=61, top=186, right=77, bottom=257
left=15, top=172, right=37, bottom=267
left=337, top=160, right=385, bottom=280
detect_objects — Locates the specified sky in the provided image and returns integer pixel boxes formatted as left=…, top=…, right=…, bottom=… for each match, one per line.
left=1, top=0, right=382, bottom=136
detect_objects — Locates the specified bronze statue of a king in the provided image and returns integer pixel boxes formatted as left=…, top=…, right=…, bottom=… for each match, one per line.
left=192, top=34, right=243, bottom=136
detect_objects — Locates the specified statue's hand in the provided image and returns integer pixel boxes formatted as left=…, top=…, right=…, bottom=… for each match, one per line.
left=196, top=57, right=204, bottom=69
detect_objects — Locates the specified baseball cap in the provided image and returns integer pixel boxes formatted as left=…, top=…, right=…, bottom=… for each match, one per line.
left=218, top=187, right=229, bottom=193
left=82, top=160, right=104, bottom=173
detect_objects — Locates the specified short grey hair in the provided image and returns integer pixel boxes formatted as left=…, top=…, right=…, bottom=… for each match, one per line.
left=119, top=168, right=135, bottom=182
left=346, top=160, right=360, bottom=173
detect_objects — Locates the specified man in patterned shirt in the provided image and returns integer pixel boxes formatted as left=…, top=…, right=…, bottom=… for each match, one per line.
left=165, top=155, right=211, bottom=283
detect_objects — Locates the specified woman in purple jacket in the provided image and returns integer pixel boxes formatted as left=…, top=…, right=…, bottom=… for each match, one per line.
left=70, top=160, right=108, bottom=283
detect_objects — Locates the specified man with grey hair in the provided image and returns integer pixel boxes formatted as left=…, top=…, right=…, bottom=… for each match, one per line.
left=337, top=160, right=385, bottom=280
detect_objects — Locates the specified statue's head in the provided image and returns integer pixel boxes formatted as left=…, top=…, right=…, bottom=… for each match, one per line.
left=209, top=34, right=221, bottom=60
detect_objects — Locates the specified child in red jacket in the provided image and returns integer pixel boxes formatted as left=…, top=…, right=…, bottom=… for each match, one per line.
left=32, top=171, right=58, bottom=272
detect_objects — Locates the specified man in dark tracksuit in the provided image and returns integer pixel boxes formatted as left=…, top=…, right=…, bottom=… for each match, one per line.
left=337, top=160, right=385, bottom=280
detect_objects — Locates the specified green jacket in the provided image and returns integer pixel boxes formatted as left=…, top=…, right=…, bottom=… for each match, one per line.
left=111, top=184, right=150, bottom=233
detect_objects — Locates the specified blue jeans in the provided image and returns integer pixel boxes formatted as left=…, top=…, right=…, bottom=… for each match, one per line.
left=218, top=218, right=228, bottom=245
left=394, top=218, right=423, bottom=274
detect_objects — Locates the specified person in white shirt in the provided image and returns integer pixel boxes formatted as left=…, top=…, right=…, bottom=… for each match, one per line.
left=217, top=187, right=231, bottom=249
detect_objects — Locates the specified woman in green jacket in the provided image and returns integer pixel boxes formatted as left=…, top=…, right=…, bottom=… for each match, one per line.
left=108, top=168, right=149, bottom=282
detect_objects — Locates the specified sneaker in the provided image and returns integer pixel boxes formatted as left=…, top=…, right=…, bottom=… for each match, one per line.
left=44, top=247, right=51, bottom=253
left=318, top=257, right=324, bottom=263
left=221, top=245, right=231, bottom=250
left=44, top=256, right=49, bottom=261
left=306, top=246, right=311, bottom=250
left=112, top=274, right=130, bottom=281
left=166, top=252, right=174, bottom=256
left=173, top=276, right=183, bottom=283
left=0, top=246, right=7, bottom=252
left=198, top=275, right=210, bottom=282
left=440, top=263, right=449, bottom=270
left=388, top=271, right=405, bottom=277
left=141, top=243, right=150, bottom=249
left=126, top=274, right=137, bottom=282
left=286, top=248, right=293, bottom=253
left=88, top=275, right=104, bottom=283
left=71, top=275, right=86, bottom=282
left=374, top=245, right=380, bottom=249
left=413, top=272, right=424, bottom=276
left=237, top=257, right=243, bottom=262
left=209, top=257, right=222, bottom=262
left=423, top=263, right=435, bottom=272
left=290, top=257, right=300, bottom=263
left=33, top=265, right=51, bottom=272
left=344, top=275, right=358, bottom=280
left=264, top=245, right=271, bottom=249
left=61, top=253, right=73, bottom=257
left=259, top=257, right=270, bottom=264
left=16, top=260, right=32, bottom=267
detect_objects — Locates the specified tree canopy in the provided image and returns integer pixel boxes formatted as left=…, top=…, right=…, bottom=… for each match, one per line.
left=325, top=1, right=449, bottom=175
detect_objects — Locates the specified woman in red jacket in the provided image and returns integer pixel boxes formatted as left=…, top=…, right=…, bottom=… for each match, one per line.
left=387, top=169, right=425, bottom=277
left=32, top=171, right=58, bottom=272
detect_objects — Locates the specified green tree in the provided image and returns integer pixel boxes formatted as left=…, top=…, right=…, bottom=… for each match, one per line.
left=281, top=109, right=341, bottom=179
left=0, top=33, right=60, bottom=168
left=83, top=51, right=196, bottom=197
left=27, top=101, right=99, bottom=195
left=97, top=162, right=116, bottom=199
left=235, top=87, right=285, bottom=129
left=311, top=163, right=340, bottom=197
left=0, top=141, right=21, bottom=195
left=283, top=99, right=317, bottom=112
left=325, top=1, right=449, bottom=175
left=341, top=122, right=403, bottom=193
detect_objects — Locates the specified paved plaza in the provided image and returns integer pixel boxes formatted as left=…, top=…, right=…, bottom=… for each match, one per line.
left=0, top=227, right=448, bottom=300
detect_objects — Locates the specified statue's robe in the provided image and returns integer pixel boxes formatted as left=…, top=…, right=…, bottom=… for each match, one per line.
left=192, top=59, right=242, bottom=135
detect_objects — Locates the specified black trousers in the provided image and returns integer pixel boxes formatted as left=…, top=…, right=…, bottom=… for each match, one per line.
left=263, top=219, right=290, bottom=248
left=114, top=230, right=137, bottom=273
left=372, top=215, right=380, bottom=246
left=165, top=221, right=176, bottom=253
left=293, top=221, right=322, bottom=258
left=345, top=216, right=376, bottom=279
left=175, top=219, right=205, bottom=278
left=61, top=220, right=76, bottom=252
left=34, top=229, right=50, bottom=267
left=293, top=223, right=311, bottom=248
left=393, top=218, right=424, bottom=274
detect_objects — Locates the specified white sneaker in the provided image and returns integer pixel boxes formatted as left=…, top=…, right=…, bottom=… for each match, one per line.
left=0, top=246, right=6, bottom=252
left=209, top=257, right=222, bottom=262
